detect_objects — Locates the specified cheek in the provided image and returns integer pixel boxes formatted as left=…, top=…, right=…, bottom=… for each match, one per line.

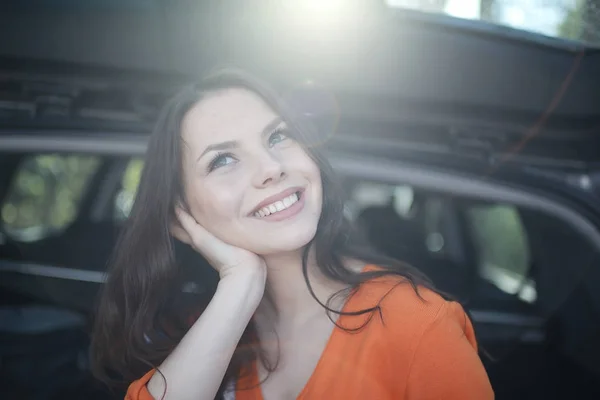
left=284, top=146, right=320, bottom=177
left=297, top=152, right=322, bottom=191
left=187, top=180, right=243, bottom=227
left=284, top=149, right=323, bottom=210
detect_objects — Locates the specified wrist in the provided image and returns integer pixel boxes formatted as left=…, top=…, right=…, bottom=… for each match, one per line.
left=219, top=262, right=266, bottom=281
left=218, top=266, right=266, bottom=299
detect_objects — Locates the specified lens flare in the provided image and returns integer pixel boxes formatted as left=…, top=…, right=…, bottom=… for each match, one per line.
left=283, top=80, right=341, bottom=148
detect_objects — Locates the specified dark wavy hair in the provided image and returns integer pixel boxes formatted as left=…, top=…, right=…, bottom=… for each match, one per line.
left=90, top=69, right=438, bottom=398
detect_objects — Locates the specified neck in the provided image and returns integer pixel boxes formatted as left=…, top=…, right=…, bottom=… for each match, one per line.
left=259, top=247, right=340, bottom=324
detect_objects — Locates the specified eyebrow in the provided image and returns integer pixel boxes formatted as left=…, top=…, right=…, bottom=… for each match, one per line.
left=197, top=140, right=238, bottom=162
left=196, top=117, right=284, bottom=162
left=261, top=117, right=284, bottom=138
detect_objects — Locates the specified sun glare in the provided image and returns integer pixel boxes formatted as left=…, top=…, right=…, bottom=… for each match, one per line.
left=279, top=0, right=355, bottom=29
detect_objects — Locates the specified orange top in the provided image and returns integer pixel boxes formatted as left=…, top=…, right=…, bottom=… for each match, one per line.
left=126, top=267, right=494, bottom=400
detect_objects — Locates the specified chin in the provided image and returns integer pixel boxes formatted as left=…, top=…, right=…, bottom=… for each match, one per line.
left=251, top=223, right=318, bottom=256
left=242, top=193, right=322, bottom=255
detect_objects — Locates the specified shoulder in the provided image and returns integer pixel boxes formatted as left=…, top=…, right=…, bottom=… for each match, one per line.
left=349, top=265, right=476, bottom=350
left=125, top=369, right=156, bottom=400
left=382, top=281, right=471, bottom=343
left=352, top=265, right=453, bottom=322
left=349, top=266, right=493, bottom=398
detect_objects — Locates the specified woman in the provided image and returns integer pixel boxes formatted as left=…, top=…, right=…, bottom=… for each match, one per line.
left=91, top=69, right=493, bottom=400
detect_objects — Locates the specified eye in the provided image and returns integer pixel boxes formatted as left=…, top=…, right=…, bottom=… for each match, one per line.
left=268, top=126, right=290, bottom=147
left=207, top=152, right=237, bottom=172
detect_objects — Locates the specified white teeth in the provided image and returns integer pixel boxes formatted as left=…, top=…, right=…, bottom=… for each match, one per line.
left=254, top=192, right=301, bottom=218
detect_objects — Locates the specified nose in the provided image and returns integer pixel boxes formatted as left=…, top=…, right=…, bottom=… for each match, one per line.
left=252, top=151, right=286, bottom=188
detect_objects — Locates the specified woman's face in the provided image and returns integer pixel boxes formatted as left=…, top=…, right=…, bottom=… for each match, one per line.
left=180, top=88, right=323, bottom=255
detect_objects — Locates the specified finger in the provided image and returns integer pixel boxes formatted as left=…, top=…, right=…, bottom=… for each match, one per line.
left=175, top=207, right=202, bottom=238
left=175, top=208, right=228, bottom=255
left=173, top=208, right=262, bottom=274
left=170, top=223, right=192, bottom=245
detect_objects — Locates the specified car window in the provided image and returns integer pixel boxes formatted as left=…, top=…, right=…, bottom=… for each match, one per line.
left=349, top=181, right=465, bottom=261
left=114, top=158, right=144, bottom=221
left=465, top=204, right=535, bottom=303
left=349, top=181, right=467, bottom=272
left=348, top=179, right=539, bottom=304
left=422, top=197, right=465, bottom=264
left=1, top=154, right=101, bottom=241
left=386, top=0, right=600, bottom=48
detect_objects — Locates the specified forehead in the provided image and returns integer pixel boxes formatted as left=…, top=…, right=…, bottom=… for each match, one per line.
left=181, top=88, right=279, bottom=147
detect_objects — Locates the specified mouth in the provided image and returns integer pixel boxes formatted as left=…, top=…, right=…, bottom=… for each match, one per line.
left=251, top=187, right=305, bottom=219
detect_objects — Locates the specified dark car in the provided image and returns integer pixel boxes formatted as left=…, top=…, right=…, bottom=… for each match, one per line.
left=1, top=1, right=600, bottom=399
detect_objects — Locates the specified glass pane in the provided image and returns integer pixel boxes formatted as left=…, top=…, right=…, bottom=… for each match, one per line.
left=386, top=0, right=600, bottom=47
left=114, top=158, right=144, bottom=221
left=1, top=154, right=101, bottom=241
left=467, top=205, right=536, bottom=302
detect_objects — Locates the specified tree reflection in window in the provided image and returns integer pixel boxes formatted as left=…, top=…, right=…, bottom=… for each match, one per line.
left=114, top=158, right=144, bottom=221
left=1, top=154, right=100, bottom=241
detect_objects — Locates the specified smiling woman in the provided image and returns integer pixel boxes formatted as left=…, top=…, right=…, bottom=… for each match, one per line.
left=90, top=69, right=493, bottom=400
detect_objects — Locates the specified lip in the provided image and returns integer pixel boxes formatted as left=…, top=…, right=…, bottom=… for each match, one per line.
left=249, top=186, right=305, bottom=216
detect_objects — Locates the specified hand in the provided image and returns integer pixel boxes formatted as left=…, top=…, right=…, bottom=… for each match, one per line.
left=171, top=207, right=267, bottom=281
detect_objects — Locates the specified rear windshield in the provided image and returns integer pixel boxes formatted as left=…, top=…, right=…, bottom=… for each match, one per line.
left=387, top=0, right=600, bottom=47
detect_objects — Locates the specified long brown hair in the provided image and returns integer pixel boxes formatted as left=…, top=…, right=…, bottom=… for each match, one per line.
left=90, top=69, right=437, bottom=397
